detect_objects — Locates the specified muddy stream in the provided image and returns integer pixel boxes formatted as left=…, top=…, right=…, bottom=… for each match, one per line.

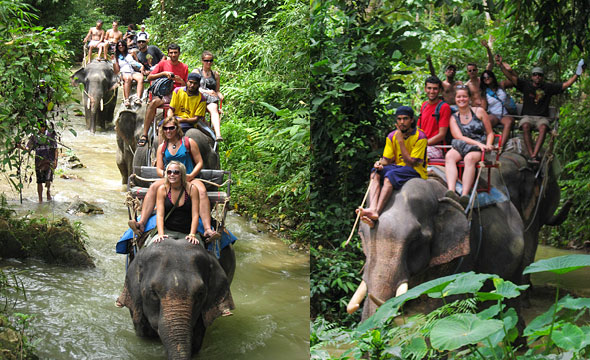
left=0, top=96, right=309, bottom=359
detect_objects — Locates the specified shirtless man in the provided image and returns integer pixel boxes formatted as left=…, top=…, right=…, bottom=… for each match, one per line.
left=427, top=56, right=462, bottom=105
left=83, top=20, right=105, bottom=63
left=102, top=20, right=123, bottom=60
left=464, top=40, right=495, bottom=107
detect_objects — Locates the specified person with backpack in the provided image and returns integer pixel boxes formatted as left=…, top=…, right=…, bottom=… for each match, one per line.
left=128, top=116, right=220, bottom=242
left=418, top=76, right=452, bottom=160
left=138, top=43, right=188, bottom=147
left=479, top=69, right=515, bottom=150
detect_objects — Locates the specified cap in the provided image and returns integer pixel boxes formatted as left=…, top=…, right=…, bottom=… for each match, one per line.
left=141, top=25, right=145, bottom=29
left=187, top=72, right=201, bottom=82
left=531, top=67, right=544, bottom=75
left=395, top=106, right=414, bottom=118
left=137, top=34, right=148, bottom=42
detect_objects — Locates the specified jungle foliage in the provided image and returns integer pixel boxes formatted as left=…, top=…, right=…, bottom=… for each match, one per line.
left=312, top=255, right=590, bottom=359
left=311, top=0, right=590, bottom=325
left=0, top=0, right=71, bottom=202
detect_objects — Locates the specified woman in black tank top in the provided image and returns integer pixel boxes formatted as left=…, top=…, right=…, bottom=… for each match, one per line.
left=192, top=50, right=224, bottom=141
left=153, top=161, right=200, bottom=245
left=444, top=86, right=495, bottom=207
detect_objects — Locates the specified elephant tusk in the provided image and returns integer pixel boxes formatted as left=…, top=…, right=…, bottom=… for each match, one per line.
left=100, top=98, right=104, bottom=111
left=87, top=98, right=91, bottom=109
left=346, top=280, right=367, bottom=314
left=368, top=293, right=385, bottom=307
left=395, top=282, right=408, bottom=297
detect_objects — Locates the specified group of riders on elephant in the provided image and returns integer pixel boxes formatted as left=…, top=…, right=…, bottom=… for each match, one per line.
left=351, top=144, right=569, bottom=322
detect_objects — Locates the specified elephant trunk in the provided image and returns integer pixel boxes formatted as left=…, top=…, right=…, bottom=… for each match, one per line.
left=363, top=240, right=409, bottom=319
left=546, top=199, right=573, bottom=226
left=159, top=296, right=194, bottom=360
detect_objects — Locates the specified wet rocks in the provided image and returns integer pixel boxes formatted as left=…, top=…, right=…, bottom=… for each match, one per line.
left=66, top=197, right=104, bottom=215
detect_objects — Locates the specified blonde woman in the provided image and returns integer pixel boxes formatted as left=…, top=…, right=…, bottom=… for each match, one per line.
left=129, top=116, right=219, bottom=240
left=150, top=161, right=200, bottom=245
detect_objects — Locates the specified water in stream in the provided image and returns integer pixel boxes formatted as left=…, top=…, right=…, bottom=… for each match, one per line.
left=0, top=99, right=309, bottom=359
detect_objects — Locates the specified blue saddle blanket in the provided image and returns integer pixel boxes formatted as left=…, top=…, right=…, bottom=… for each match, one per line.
left=116, top=214, right=237, bottom=255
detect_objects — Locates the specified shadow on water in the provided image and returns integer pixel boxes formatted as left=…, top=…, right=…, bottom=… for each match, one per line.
left=0, top=98, right=309, bottom=359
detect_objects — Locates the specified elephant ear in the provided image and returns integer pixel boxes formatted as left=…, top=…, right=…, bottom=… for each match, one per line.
left=201, top=256, right=234, bottom=327
left=70, top=68, right=86, bottom=87
left=429, top=198, right=470, bottom=267
left=125, top=255, right=153, bottom=337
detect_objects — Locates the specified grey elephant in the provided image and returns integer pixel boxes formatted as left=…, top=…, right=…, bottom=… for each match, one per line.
left=349, top=178, right=526, bottom=320
left=71, top=61, right=118, bottom=132
left=119, top=238, right=235, bottom=359
left=491, top=148, right=572, bottom=282
left=115, top=103, right=146, bottom=185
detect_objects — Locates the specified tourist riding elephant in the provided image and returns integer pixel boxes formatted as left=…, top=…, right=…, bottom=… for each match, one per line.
left=353, top=178, right=526, bottom=321
left=491, top=148, right=572, bottom=282
left=132, top=127, right=220, bottom=187
left=71, top=61, right=119, bottom=132
left=115, top=103, right=146, bottom=185
left=119, top=239, right=235, bottom=359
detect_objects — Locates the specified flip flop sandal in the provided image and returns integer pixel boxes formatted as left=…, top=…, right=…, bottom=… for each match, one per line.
left=124, top=99, right=131, bottom=107
left=134, top=98, right=142, bottom=106
left=203, top=231, right=221, bottom=244
left=215, top=136, right=224, bottom=142
left=221, top=309, right=233, bottom=317
left=137, top=135, right=148, bottom=147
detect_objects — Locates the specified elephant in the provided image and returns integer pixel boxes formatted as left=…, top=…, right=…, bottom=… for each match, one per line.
left=490, top=145, right=572, bottom=284
left=352, top=178, right=526, bottom=321
left=119, top=238, right=235, bottom=359
left=114, top=103, right=146, bottom=185
left=71, top=61, right=119, bottom=132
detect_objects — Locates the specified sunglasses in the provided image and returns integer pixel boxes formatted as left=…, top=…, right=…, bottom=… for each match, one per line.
left=138, top=41, right=146, bottom=43
left=202, top=59, right=213, bottom=63
left=532, top=72, right=544, bottom=77
left=468, top=69, right=478, bottom=73
left=166, top=169, right=180, bottom=175
left=456, top=84, right=468, bottom=89
left=482, top=75, right=491, bottom=79
left=163, top=125, right=176, bottom=131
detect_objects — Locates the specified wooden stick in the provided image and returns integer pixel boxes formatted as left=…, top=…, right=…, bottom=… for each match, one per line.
left=344, top=179, right=372, bottom=246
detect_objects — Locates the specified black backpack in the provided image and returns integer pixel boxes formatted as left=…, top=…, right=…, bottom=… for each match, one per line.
left=148, top=77, right=174, bottom=98
left=418, top=100, right=453, bottom=145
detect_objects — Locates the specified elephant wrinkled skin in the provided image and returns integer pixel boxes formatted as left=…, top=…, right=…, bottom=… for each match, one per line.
left=71, top=61, right=119, bottom=132
left=358, top=178, right=525, bottom=320
left=120, top=239, right=235, bottom=360
left=115, top=104, right=146, bottom=184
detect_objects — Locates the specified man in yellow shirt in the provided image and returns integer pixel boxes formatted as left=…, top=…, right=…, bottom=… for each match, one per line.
left=356, top=106, right=428, bottom=228
left=167, top=72, right=207, bottom=133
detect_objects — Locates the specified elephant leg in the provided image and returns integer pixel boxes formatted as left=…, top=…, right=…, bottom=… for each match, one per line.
left=116, top=141, right=128, bottom=184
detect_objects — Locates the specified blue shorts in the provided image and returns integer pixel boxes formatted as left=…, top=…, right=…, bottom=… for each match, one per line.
left=372, top=164, right=420, bottom=189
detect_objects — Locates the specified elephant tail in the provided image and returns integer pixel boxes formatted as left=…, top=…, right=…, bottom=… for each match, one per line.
left=545, top=198, right=573, bottom=226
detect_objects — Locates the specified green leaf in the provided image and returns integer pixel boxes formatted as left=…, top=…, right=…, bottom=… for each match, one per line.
left=340, top=82, right=360, bottom=91
left=552, top=323, right=584, bottom=351
left=402, top=336, right=428, bottom=359
left=437, top=272, right=492, bottom=297
left=558, top=296, right=590, bottom=310
left=492, top=278, right=528, bottom=299
left=523, top=255, right=590, bottom=275
left=430, top=313, right=504, bottom=351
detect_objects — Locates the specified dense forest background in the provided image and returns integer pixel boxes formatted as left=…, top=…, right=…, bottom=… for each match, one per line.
left=311, top=0, right=590, bottom=327
left=0, top=0, right=309, bottom=242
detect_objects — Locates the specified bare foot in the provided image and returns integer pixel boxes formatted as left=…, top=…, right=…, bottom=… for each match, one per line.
left=359, top=208, right=379, bottom=221
left=221, top=309, right=233, bottom=317
left=128, top=220, right=144, bottom=235
left=361, top=215, right=376, bottom=228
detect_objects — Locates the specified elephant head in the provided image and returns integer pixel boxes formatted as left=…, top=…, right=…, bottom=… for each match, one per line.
left=71, top=61, right=119, bottom=132
left=357, top=178, right=525, bottom=320
left=492, top=149, right=572, bottom=274
left=115, top=105, right=146, bottom=184
left=121, top=239, right=234, bottom=359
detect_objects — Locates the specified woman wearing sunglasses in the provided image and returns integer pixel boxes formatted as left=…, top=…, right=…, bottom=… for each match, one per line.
left=192, top=51, right=223, bottom=141
left=112, top=40, right=144, bottom=107
left=129, top=116, right=219, bottom=241
left=150, top=161, right=200, bottom=244
left=444, top=85, right=494, bottom=208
